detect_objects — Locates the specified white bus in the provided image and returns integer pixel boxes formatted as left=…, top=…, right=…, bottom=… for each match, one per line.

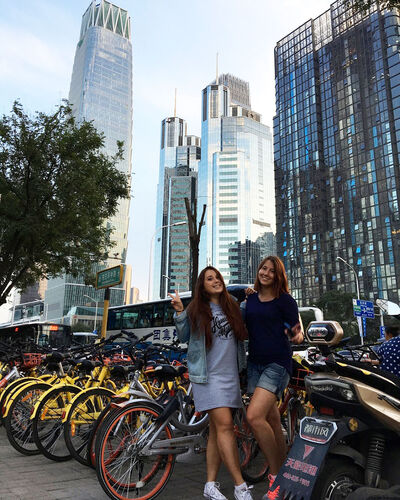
left=106, top=285, right=250, bottom=344
left=106, top=285, right=323, bottom=344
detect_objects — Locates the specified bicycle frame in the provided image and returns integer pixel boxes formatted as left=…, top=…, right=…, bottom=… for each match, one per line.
left=110, top=397, right=207, bottom=460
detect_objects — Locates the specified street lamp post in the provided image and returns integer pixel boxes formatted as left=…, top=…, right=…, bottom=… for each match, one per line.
left=162, top=275, right=171, bottom=298
left=148, top=221, right=186, bottom=301
left=336, top=256, right=363, bottom=345
left=84, top=294, right=99, bottom=333
left=163, top=275, right=180, bottom=298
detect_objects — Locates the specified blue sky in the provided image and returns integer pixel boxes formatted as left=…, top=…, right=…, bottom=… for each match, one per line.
left=0, top=0, right=332, bottom=299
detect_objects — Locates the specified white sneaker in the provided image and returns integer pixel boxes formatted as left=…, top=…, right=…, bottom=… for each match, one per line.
left=203, top=481, right=228, bottom=500
left=234, top=482, right=254, bottom=500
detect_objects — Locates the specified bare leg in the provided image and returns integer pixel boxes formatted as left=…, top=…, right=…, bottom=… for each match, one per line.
left=206, top=416, right=222, bottom=482
left=208, top=407, right=245, bottom=486
left=266, top=402, right=286, bottom=468
left=246, top=388, right=284, bottom=475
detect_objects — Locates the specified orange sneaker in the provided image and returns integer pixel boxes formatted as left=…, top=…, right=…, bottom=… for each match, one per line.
left=262, top=474, right=280, bottom=500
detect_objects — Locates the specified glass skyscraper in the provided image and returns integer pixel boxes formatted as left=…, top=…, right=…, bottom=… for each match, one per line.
left=274, top=1, right=400, bottom=304
left=45, top=0, right=133, bottom=321
left=198, top=74, right=274, bottom=284
left=153, top=117, right=200, bottom=299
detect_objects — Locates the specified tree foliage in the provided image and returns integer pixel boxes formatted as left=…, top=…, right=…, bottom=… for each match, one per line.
left=315, top=290, right=359, bottom=338
left=71, top=322, right=93, bottom=333
left=0, top=101, right=129, bottom=306
left=346, top=0, right=400, bottom=12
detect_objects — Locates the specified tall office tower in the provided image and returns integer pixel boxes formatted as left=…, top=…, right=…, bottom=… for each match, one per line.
left=20, top=280, right=47, bottom=304
left=45, top=0, right=133, bottom=322
left=198, top=73, right=274, bottom=284
left=153, top=117, right=200, bottom=299
left=274, top=2, right=400, bottom=304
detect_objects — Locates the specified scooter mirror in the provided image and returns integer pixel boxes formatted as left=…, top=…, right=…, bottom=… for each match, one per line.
left=306, top=321, right=343, bottom=346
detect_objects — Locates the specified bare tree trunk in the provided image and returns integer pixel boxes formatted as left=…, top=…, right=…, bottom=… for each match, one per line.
left=184, top=198, right=206, bottom=296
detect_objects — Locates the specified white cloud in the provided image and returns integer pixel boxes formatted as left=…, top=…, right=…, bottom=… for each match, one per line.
left=0, top=24, right=73, bottom=110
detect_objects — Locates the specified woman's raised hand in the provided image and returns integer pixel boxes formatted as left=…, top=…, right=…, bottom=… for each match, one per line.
left=245, top=287, right=256, bottom=297
left=168, top=290, right=184, bottom=314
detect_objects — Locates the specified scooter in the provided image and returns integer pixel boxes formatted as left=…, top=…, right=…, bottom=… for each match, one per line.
left=269, top=320, right=400, bottom=500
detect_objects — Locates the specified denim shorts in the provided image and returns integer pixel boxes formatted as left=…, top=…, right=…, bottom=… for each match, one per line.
left=247, top=361, right=290, bottom=399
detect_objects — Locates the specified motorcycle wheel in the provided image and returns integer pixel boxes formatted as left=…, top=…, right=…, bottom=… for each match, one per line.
left=311, top=457, right=363, bottom=500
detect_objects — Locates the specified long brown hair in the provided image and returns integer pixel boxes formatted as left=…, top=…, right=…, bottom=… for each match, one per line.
left=254, top=256, right=290, bottom=298
left=187, top=266, right=247, bottom=348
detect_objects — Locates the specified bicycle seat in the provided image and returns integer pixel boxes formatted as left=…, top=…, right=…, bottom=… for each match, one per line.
left=45, top=351, right=64, bottom=364
left=110, top=364, right=136, bottom=378
left=76, top=359, right=97, bottom=373
left=152, top=364, right=187, bottom=381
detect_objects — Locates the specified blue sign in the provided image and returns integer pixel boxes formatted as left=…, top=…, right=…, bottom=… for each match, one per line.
left=362, top=316, right=367, bottom=337
left=380, top=326, right=386, bottom=339
left=352, top=299, right=375, bottom=319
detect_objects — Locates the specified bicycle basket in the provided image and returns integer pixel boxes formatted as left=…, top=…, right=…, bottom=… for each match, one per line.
left=104, top=353, right=132, bottom=366
left=289, top=363, right=312, bottom=391
left=22, top=353, right=44, bottom=368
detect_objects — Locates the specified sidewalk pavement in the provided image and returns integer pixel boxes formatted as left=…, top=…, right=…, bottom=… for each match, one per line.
left=0, top=426, right=267, bottom=499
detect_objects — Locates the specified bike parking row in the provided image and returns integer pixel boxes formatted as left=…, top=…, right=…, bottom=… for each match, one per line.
left=0, top=320, right=399, bottom=500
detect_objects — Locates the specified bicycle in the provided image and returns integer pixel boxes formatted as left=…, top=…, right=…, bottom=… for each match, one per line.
left=63, top=333, right=158, bottom=466
left=30, top=336, right=133, bottom=462
left=94, top=362, right=209, bottom=500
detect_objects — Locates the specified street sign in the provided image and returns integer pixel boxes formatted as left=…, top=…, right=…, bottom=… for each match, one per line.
left=352, top=299, right=375, bottom=319
left=362, top=316, right=367, bottom=337
left=96, top=265, right=123, bottom=290
left=379, top=326, right=386, bottom=339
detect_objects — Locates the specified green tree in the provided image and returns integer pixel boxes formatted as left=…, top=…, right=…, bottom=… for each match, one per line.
left=0, top=101, right=129, bottom=306
left=316, top=290, right=359, bottom=338
left=346, top=0, right=400, bottom=12
left=71, top=322, right=93, bottom=333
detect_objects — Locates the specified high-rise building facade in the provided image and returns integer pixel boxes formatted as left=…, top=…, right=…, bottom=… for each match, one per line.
left=274, top=1, right=400, bottom=304
left=153, top=117, right=200, bottom=299
left=198, top=74, right=274, bottom=284
left=45, top=0, right=133, bottom=321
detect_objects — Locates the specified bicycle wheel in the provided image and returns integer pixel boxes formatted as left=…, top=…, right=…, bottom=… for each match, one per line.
left=87, top=397, right=127, bottom=469
left=64, top=387, right=114, bottom=466
left=170, top=386, right=209, bottom=432
left=32, top=385, right=81, bottom=461
left=0, top=377, right=40, bottom=421
left=5, top=382, right=51, bottom=455
left=282, top=397, right=305, bottom=449
left=233, top=407, right=269, bottom=484
left=96, top=402, right=175, bottom=500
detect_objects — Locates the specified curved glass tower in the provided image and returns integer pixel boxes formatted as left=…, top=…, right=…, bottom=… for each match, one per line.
left=45, top=0, right=132, bottom=321
left=69, top=0, right=132, bottom=264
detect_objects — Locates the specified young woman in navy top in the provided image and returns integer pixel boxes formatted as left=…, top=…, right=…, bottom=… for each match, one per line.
left=241, top=256, right=303, bottom=497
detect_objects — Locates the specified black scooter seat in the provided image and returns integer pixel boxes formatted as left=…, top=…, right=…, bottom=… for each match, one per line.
left=327, top=359, right=400, bottom=400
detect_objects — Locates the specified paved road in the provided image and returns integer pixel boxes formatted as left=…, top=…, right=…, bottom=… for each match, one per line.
left=0, top=426, right=267, bottom=499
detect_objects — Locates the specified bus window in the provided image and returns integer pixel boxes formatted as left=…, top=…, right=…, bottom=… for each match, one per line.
left=164, top=303, right=175, bottom=326
left=164, top=297, right=191, bottom=326
left=138, top=304, right=153, bottom=328
left=37, top=333, right=48, bottom=347
left=153, top=303, right=165, bottom=327
left=0, top=323, right=72, bottom=348
left=182, top=297, right=191, bottom=308
left=108, top=309, right=122, bottom=330
left=24, top=326, right=36, bottom=344
left=121, top=309, right=139, bottom=329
